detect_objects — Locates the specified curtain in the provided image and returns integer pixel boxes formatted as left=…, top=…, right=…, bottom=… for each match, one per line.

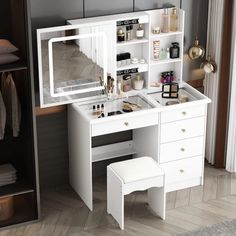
left=226, top=1, right=236, bottom=173
left=204, top=0, right=225, bottom=165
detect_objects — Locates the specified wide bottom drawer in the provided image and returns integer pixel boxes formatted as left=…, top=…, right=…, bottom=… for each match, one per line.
left=161, top=156, right=203, bottom=184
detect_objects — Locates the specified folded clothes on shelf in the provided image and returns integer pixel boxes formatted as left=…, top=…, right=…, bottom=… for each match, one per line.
left=0, top=164, right=17, bottom=187
left=0, top=39, right=19, bottom=65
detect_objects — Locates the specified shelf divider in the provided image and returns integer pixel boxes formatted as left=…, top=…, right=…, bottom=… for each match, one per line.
left=0, top=179, right=34, bottom=199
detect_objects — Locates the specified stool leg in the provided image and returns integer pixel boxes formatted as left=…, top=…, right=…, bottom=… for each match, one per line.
left=107, top=167, right=124, bottom=230
left=148, top=186, right=166, bottom=220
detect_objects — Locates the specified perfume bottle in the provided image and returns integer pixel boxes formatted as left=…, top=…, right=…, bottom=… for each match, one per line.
left=161, top=8, right=170, bottom=33
left=170, top=8, right=179, bottom=32
left=170, top=42, right=180, bottom=58
left=136, top=24, right=144, bottom=39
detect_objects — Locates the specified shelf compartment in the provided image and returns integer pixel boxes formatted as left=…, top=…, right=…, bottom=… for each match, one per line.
left=150, top=58, right=182, bottom=66
left=150, top=31, right=183, bottom=39
left=117, top=63, right=148, bottom=73
left=0, top=179, right=34, bottom=199
left=117, top=38, right=149, bottom=47
left=92, top=141, right=137, bottom=162
left=0, top=192, right=38, bottom=228
left=0, top=61, right=27, bottom=73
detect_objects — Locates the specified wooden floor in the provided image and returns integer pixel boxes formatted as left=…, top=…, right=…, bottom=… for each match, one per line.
left=1, top=165, right=236, bottom=236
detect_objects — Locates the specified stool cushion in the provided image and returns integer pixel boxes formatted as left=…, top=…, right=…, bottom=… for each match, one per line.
left=109, top=157, right=164, bottom=183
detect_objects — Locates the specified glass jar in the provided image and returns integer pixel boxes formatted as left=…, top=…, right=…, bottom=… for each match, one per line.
left=122, top=75, right=132, bottom=92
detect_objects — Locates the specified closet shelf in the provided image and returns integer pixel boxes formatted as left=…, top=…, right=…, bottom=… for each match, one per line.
left=0, top=179, right=34, bottom=199
left=0, top=61, right=27, bottom=73
left=0, top=193, right=37, bottom=228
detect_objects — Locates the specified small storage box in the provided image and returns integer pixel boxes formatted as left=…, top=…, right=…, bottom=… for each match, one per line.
left=0, top=196, right=14, bottom=221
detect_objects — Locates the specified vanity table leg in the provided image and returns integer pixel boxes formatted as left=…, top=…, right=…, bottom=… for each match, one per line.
left=68, top=105, right=93, bottom=211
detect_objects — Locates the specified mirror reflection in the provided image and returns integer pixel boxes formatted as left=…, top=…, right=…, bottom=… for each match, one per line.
left=41, top=28, right=106, bottom=96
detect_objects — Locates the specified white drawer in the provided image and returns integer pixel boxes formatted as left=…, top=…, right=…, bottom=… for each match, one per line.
left=161, top=105, right=205, bottom=123
left=92, top=113, right=158, bottom=136
left=160, top=136, right=204, bottom=163
left=161, top=156, right=203, bottom=184
left=161, top=116, right=205, bottom=143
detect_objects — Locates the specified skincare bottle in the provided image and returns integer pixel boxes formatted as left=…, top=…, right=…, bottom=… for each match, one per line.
left=161, top=8, right=170, bottom=33
left=126, top=25, right=132, bottom=41
left=170, top=8, right=179, bottom=32
left=136, top=24, right=144, bottom=39
left=159, top=48, right=166, bottom=60
left=153, top=40, right=160, bottom=60
left=166, top=48, right=170, bottom=59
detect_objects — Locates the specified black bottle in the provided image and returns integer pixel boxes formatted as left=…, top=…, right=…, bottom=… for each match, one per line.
left=170, top=42, right=180, bottom=59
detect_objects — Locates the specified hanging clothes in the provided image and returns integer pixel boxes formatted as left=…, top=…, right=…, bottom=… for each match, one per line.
left=0, top=90, right=6, bottom=139
left=1, top=72, right=21, bottom=137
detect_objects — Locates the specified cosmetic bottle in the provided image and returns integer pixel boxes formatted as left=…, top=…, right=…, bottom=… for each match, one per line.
left=161, top=9, right=170, bottom=33
left=170, top=8, right=179, bottom=32
left=126, top=25, right=132, bottom=41
left=159, top=48, right=167, bottom=60
left=92, top=105, right=96, bottom=116
left=117, top=28, right=125, bottom=42
left=170, top=42, right=180, bottom=58
left=136, top=24, right=144, bottom=39
left=153, top=40, right=160, bottom=60
left=166, top=48, right=170, bottom=59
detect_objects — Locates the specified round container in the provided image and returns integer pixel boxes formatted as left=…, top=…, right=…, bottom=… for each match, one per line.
left=139, top=58, right=146, bottom=64
left=152, top=26, right=161, bottom=34
left=133, top=80, right=144, bottom=90
left=0, top=196, right=14, bottom=221
left=117, top=28, right=125, bottom=42
left=131, top=57, right=139, bottom=64
left=133, top=74, right=144, bottom=90
left=179, top=95, right=189, bottom=103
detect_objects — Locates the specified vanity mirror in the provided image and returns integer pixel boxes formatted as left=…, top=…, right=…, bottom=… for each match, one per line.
left=37, top=24, right=115, bottom=107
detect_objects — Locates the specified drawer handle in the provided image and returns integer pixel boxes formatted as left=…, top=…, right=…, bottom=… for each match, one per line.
left=180, top=148, right=185, bottom=152
left=182, top=111, right=187, bottom=115
left=124, top=122, right=129, bottom=127
left=179, top=169, right=185, bottom=174
left=181, top=128, right=186, bottom=133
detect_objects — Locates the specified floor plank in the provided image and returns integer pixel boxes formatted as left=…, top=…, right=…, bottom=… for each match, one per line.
left=1, top=166, right=236, bottom=235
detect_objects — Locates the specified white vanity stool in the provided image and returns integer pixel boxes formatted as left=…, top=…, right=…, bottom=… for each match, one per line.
left=107, top=157, right=166, bottom=230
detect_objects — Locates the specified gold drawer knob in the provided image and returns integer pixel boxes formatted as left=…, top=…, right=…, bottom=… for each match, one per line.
left=124, top=122, right=129, bottom=126
left=180, top=169, right=184, bottom=173
left=182, top=111, right=187, bottom=115
left=181, top=128, right=186, bottom=133
left=180, top=148, right=185, bottom=152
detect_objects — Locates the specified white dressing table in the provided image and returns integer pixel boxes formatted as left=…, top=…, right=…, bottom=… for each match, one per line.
left=36, top=8, right=210, bottom=211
